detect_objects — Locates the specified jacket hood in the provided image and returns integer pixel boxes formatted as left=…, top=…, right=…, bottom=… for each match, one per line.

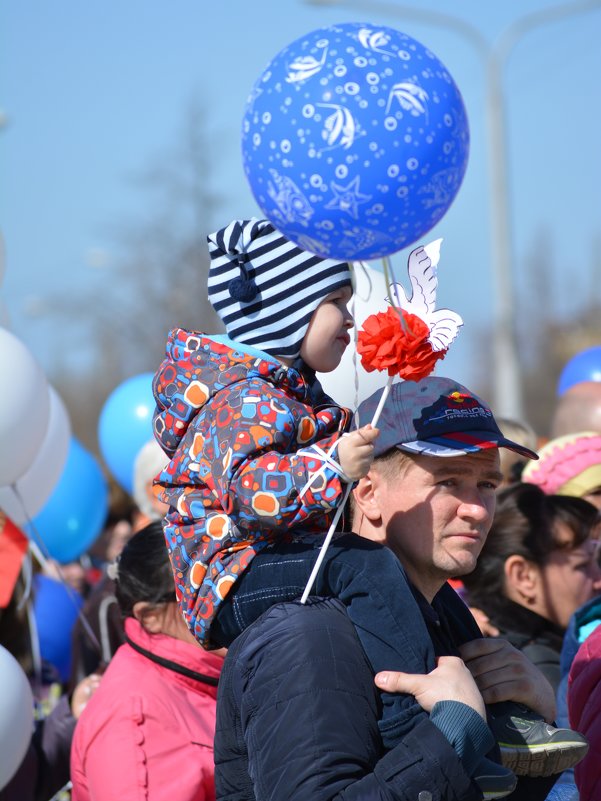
left=153, top=329, right=317, bottom=457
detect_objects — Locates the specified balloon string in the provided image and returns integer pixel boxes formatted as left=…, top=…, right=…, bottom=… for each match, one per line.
left=25, top=595, right=43, bottom=693
left=300, top=482, right=352, bottom=605
left=382, top=254, right=409, bottom=335
left=10, top=484, right=102, bottom=656
left=300, top=371, right=391, bottom=605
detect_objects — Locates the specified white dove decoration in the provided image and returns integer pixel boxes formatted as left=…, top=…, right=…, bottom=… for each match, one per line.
left=388, top=238, right=463, bottom=352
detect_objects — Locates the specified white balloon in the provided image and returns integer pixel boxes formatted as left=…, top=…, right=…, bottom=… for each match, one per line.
left=0, top=645, right=34, bottom=791
left=0, top=386, right=71, bottom=524
left=0, top=327, right=51, bottom=486
left=318, top=264, right=397, bottom=410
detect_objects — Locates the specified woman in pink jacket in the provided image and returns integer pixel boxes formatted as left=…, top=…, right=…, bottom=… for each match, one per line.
left=70, top=521, right=224, bottom=801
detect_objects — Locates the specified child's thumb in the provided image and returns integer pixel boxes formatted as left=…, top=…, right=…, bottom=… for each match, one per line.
left=357, top=425, right=380, bottom=442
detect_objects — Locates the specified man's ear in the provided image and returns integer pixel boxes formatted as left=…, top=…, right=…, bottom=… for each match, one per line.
left=504, top=554, right=538, bottom=604
left=352, top=472, right=383, bottom=525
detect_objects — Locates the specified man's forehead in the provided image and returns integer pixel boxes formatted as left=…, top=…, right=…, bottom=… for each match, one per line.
left=416, top=448, right=502, bottom=476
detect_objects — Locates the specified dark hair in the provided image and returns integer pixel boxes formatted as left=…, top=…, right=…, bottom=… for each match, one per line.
left=462, top=482, right=599, bottom=609
left=114, top=520, right=176, bottom=618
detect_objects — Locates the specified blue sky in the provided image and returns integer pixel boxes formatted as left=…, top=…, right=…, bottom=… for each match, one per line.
left=1, top=0, right=600, bottom=395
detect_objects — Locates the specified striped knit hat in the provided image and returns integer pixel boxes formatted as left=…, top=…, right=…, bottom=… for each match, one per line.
left=207, top=218, right=352, bottom=359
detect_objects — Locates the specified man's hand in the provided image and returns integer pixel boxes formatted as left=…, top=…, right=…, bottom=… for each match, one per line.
left=459, top=637, right=556, bottom=722
left=375, top=655, right=486, bottom=720
left=337, top=425, right=379, bottom=481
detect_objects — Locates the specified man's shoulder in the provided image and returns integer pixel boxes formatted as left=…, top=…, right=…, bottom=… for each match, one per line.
left=221, top=597, right=374, bottom=693
left=227, top=597, right=357, bottom=662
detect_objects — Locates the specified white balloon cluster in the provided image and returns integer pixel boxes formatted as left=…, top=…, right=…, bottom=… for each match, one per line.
left=0, top=327, right=71, bottom=524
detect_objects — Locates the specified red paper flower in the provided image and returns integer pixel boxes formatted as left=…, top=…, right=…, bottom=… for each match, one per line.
left=357, top=306, right=447, bottom=381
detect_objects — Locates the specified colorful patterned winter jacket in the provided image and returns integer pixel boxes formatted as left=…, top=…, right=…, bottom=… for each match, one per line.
left=152, top=329, right=351, bottom=647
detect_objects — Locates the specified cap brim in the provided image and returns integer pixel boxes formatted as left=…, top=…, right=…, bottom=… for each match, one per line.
left=398, top=432, right=539, bottom=459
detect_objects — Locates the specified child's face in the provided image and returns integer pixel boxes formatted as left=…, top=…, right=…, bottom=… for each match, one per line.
left=300, top=285, right=353, bottom=373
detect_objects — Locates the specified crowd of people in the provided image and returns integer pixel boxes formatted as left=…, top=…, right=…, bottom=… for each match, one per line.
left=2, top=219, right=601, bottom=801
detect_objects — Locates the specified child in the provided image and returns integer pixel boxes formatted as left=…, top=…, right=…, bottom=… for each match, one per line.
left=152, top=218, right=579, bottom=799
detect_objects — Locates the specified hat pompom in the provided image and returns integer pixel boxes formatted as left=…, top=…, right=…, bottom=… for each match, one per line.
left=228, top=275, right=258, bottom=303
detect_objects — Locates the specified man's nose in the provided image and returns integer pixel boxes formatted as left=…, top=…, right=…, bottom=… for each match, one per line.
left=458, top=493, right=491, bottom=523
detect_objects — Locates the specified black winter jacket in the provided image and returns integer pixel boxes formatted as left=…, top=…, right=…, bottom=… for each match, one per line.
left=215, top=597, right=483, bottom=801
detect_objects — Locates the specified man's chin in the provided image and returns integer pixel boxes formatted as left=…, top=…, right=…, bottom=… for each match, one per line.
left=441, top=555, right=479, bottom=579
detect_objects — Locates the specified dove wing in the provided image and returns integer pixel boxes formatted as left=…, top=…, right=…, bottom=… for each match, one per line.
left=423, top=237, right=443, bottom=268
left=406, top=245, right=438, bottom=318
left=427, top=309, right=464, bottom=352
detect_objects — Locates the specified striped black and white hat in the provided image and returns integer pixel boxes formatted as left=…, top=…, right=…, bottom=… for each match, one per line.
left=207, top=218, right=352, bottom=359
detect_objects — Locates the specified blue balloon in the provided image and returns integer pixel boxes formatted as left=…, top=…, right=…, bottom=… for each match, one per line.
left=98, top=372, right=155, bottom=493
left=242, top=22, right=469, bottom=261
left=26, top=438, right=108, bottom=563
left=557, top=347, right=601, bottom=396
left=33, top=574, right=83, bottom=684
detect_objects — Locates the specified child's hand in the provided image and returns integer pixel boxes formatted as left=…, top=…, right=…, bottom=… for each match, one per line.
left=337, top=425, right=379, bottom=481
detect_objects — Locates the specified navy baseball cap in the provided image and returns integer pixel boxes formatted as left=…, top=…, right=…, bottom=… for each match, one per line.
left=356, top=376, right=539, bottom=459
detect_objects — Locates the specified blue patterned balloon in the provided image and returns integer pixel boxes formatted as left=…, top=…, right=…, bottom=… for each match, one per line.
left=242, top=22, right=470, bottom=261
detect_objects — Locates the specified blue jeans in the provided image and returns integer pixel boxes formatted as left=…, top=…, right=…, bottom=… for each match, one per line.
left=545, top=782, right=579, bottom=801
left=211, top=533, right=438, bottom=747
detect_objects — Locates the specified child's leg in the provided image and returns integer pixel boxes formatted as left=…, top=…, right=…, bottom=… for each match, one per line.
left=211, top=533, right=437, bottom=747
left=209, top=540, right=323, bottom=647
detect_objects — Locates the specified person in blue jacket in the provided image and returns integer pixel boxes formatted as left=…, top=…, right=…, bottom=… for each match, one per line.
left=215, top=596, right=494, bottom=801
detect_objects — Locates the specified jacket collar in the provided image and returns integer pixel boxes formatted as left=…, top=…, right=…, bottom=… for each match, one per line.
left=124, top=617, right=222, bottom=695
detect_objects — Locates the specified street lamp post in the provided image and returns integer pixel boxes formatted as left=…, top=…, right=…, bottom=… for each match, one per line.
left=304, top=0, right=601, bottom=419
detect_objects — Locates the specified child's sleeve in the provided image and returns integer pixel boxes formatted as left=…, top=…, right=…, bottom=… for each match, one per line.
left=193, top=378, right=349, bottom=533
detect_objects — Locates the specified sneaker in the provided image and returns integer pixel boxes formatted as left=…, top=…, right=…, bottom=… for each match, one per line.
left=473, top=758, right=517, bottom=800
left=489, top=704, right=589, bottom=777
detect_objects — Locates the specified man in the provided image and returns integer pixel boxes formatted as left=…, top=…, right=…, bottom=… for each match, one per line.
left=214, top=377, right=580, bottom=800
left=351, top=377, right=585, bottom=796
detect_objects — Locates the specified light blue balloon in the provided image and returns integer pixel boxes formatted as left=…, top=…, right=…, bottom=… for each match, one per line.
left=98, top=372, right=155, bottom=493
left=242, top=22, right=469, bottom=261
left=26, top=438, right=108, bottom=563
left=557, top=347, right=601, bottom=396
